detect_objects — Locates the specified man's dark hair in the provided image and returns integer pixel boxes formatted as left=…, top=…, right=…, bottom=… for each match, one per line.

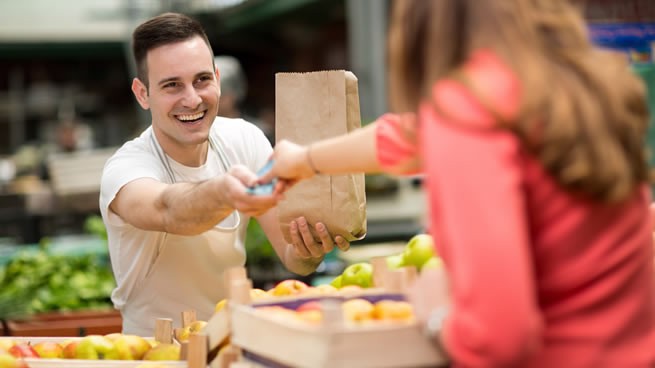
left=132, top=12, right=214, bottom=87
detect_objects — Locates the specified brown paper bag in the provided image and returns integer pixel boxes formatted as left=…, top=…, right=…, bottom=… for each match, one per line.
left=275, top=70, right=367, bottom=242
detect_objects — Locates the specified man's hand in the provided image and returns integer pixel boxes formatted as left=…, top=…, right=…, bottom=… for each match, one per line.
left=221, top=165, right=279, bottom=217
left=288, top=216, right=350, bottom=260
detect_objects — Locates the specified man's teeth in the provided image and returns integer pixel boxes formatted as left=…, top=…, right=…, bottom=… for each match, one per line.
left=177, top=112, right=204, bottom=121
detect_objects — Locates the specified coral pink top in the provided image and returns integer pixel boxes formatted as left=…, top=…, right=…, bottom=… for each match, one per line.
left=376, top=50, right=655, bottom=367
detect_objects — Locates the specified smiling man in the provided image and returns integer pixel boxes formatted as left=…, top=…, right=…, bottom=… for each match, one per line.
left=99, top=12, right=350, bottom=335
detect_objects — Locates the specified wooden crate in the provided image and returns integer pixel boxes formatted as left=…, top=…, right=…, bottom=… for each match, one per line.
left=1, top=336, right=187, bottom=368
left=229, top=301, right=445, bottom=368
left=5, top=310, right=122, bottom=337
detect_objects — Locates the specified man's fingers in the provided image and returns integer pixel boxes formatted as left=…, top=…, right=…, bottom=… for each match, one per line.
left=315, top=222, right=335, bottom=254
left=289, top=220, right=311, bottom=258
left=335, top=236, right=350, bottom=251
left=297, top=217, right=323, bottom=258
left=229, top=165, right=258, bottom=187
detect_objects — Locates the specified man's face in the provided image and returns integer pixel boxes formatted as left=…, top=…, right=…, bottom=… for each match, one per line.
left=132, top=36, right=220, bottom=152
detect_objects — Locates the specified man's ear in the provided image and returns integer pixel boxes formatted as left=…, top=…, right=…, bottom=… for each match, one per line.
left=215, top=65, right=221, bottom=96
left=131, top=78, right=150, bottom=110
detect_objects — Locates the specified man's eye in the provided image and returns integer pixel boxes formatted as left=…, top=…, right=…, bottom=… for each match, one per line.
left=164, top=82, right=179, bottom=88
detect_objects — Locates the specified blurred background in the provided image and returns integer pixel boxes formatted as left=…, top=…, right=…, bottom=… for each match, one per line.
left=0, top=0, right=653, bottom=332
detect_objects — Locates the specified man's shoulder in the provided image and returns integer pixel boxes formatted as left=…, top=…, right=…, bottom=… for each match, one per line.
left=105, top=129, right=160, bottom=171
left=112, top=129, right=154, bottom=158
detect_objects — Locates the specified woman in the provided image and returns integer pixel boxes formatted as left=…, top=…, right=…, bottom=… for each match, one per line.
left=262, top=1, right=655, bottom=366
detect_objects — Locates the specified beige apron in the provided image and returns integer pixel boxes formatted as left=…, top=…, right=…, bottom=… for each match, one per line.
left=121, top=135, right=246, bottom=336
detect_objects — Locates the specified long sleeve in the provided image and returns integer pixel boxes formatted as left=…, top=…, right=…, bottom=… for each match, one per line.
left=421, top=102, right=544, bottom=367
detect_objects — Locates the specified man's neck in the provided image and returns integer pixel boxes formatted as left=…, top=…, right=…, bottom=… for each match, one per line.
left=153, top=129, right=209, bottom=167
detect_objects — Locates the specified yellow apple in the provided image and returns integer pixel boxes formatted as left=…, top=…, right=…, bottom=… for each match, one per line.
left=114, top=334, right=151, bottom=360
left=177, top=320, right=208, bottom=342
left=269, top=279, right=309, bottom=296
left=341, top=298, right=374, bottom=322
left=74, top=335, right=119, bottom=360
left=32, top=341, right=64, bottom=359
left=142, top=343, right=180, bottom=361
left=250, top=288, right=270, bottom=300
left=215, top=299, right=227, bottom=313
left=372, top=300, right=415, bottom=321
left=0, top=352, right=27, bottom=368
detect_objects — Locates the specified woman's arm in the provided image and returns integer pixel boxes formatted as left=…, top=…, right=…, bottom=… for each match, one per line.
left=262, top=113, right=421, bottom=185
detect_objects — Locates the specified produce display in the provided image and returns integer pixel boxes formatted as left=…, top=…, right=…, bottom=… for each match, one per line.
left=0, top=334, right=176, bottom=361
left=0, top=334, right=187, bottom=368
left=0, top=233, right=441, bottom=367
left=0, top=216, right=114, bottom=318
left=0, top=250, right=115, bottom=316
left=256, top=297, right=415, bottom=326
left=330, top=233, right=440, bottom=289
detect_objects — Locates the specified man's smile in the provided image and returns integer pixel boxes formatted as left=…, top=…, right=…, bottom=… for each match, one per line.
left=175, top=111, right=206, bottom=123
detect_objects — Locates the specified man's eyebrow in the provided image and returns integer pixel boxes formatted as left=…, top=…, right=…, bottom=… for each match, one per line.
left=157, top=76, right=180, bottom=86
left=157, top=71, right=214, bottom=87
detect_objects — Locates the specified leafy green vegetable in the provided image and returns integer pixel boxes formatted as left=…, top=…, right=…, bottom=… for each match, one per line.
left=0, top=250, right=115, bottom=317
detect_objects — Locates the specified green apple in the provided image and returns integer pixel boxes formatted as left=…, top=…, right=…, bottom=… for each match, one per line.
left=421, top=256, right=442, bottom=271
left=341, top=262, right=374, bottom=288
left=75, top=335, right=119, bottom=360
left=114, top=334, right=151, bottom=360
left=385, top=254, right=405, bottom=270
left=403, top=234, right=435, bottom=269
left=330, top=275, right=343, bottom=289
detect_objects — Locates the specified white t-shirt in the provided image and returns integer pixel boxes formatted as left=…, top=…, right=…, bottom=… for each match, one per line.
left=99, top=117, right=271, bottom=331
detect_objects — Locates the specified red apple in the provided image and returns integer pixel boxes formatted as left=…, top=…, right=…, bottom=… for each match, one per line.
left=8, top=344, right=39, bottom=358
left=62, top=340, right=80, bottom=359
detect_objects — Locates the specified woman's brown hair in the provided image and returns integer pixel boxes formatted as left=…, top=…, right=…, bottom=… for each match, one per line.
left=388, top=0, right=651, bottom=203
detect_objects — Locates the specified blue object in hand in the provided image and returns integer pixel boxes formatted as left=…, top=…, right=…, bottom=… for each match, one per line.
left=246, top=160, right=277, bottom=195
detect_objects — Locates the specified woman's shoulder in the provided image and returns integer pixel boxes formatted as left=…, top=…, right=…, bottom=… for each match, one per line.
left=430, top=50, right=522, bottom=129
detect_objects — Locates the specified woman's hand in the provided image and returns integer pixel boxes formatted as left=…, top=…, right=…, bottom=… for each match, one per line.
left=258, top=140, right=317, bottom=194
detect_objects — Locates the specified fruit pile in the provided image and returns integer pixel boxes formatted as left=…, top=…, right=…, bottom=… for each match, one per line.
left=330, top=233, right=440, bottom=289
left=255, top=297, right=415, bottom=326
left=0, top=333, right=180, bottom=362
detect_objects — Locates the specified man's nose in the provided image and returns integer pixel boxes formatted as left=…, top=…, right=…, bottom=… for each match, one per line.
left=181, top=86, right=202, bottom=108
